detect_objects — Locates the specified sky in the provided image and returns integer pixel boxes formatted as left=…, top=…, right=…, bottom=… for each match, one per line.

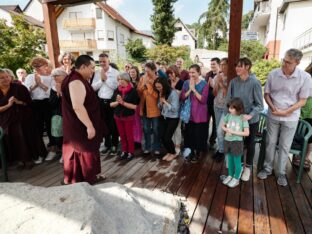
left=0, top=0, right=254, bottom=30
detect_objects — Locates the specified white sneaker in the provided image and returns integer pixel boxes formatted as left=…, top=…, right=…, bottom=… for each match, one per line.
left=59, top=157, right=63, bottom=164
left=227, top=178, right=240, bottom=188
left=45, top=152, right=57, bottom=161
left=222, top=176, right=233, bottom=185
left=182, top=148, right=191, bottom=158
left=241, top=167, right=251, bottom=181
left=34, top=156, right=43, bottom=165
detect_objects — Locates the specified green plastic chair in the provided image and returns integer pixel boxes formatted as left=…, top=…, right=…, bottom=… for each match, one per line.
left=289, top=119, right=312, bottom=183
left=255, top=113, right=267, bottom=171
left=0, top=127, right=8, bottom=182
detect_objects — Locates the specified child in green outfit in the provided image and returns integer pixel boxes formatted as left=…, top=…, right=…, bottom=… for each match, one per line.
left=221, top=97, right=250, bottom=188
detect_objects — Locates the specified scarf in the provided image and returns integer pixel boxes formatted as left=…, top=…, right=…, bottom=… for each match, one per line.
left=118, top=83, right=132, bottom=98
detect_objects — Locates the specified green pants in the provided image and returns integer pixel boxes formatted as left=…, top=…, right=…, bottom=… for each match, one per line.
left=227, top=153, right=242, bottom=179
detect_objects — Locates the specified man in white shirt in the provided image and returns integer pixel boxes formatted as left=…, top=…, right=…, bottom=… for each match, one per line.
left=92, top=53, right=119, bottom=155
left=24, top=57, right=53, bottom=164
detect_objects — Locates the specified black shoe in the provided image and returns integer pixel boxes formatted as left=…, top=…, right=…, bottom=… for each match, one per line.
left=110, top=146, right=117, bottom=156
left=100, top=148, right=111, bottom=156
left=119, top=152, right=128, bottom=160
left=127, top=153, right=134, bottom=160
left=213, top=151, right=223, bottom=159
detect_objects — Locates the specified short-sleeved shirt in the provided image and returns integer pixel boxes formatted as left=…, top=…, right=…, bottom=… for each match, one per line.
left=223, top=114, right=249, bottom=141
left=264, top=68, right=312, bottom=121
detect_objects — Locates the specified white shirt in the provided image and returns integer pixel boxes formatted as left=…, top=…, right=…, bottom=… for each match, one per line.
left=265, top=67, right=312, bottom=121
left=91, top=66, right=119, bottom=99
left=24, top=74, right=52, bottom=100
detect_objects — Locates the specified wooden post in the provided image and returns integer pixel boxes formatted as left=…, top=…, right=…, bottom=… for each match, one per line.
left=42, top=3, right=60, bottom=68
left=228, top=0, right=243, bottom=82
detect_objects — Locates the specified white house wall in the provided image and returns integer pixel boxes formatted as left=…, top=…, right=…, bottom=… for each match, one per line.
left=131, top=34, right=153, bottom=49
left=24, top=0, right=43, bottom=22
left=279, top=1, right=312, bottom=61
left=0, top=9, right=13, bottom=26
left=172, top=21, right=195, bottom=50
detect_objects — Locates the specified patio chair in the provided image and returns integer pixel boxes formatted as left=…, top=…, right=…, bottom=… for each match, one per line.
left=288, top=119, right=312, bottom=183
left=0, top=127, right=8, bottom=182
left=256, top=113, right=267, bottom=171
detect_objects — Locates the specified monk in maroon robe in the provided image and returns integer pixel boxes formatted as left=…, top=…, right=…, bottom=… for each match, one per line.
left=61, top=55, right=105, bottom=185
left=0, top=69, right=47, bottom=168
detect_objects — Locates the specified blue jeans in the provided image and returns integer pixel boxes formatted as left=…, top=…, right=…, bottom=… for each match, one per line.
left=214, top=106, right=225, bottom=153
left=142, top=116, right=160, bottom=151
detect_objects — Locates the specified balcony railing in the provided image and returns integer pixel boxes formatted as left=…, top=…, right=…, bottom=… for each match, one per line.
left=254, top=1, right=270, bottom=16
left=59, top=40, right=97, bottom=50
left=62, top=18, right=96, bottom=30
left=294, top=27, right=312, bottom=51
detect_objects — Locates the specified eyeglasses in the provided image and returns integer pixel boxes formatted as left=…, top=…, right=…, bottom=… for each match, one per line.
left=282, top=59, right=296, bottom=65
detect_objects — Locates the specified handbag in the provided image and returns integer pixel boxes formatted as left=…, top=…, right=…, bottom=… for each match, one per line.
left=51, top=115, right=63, bottom=137
left=180, top=96, right=191, bottom=123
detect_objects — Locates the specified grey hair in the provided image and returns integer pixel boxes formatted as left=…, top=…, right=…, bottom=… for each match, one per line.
left=3, top=68, right=16, bottom=79
left=0, top=68, right=6, bottom=73
left=285, top=48, right=303, bottom=61
left=58, top=52, right=75, bottom=65
left=118, top=72, right=131, bottom=82
left=51, top=68, right=68, bottom=77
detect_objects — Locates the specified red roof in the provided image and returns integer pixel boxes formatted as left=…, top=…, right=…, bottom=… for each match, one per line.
left=96, top=2, right=153, bottom=39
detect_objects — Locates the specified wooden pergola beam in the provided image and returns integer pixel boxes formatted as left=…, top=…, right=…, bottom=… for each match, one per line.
left=228, top=0, right=243, bottom=82
left=43, top=3, right=60, bottom=68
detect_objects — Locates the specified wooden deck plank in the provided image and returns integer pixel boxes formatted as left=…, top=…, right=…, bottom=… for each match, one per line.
left=285, top=160, right=312, bottom=234
left=176, top=155, right=207, bottom=197
left=264, top=176, right=288, bottom=234
left=115, top=157, right=152, bottom=185
left=127, top=158, right=159, bottom=188
left=189, top=158, right=223, bottom=234
left=4, top=149, right=312, bottom=233
left=253, top=168, right=270, bottom=234
left=221, top=177, right=240, bottom=233
left=152, top=158, right=185, bottom=191
left=203, top=163, right=228, bottom=233
left=238, top=168, right=254, bottom=234
left=185, top=155, right=214, bottom=219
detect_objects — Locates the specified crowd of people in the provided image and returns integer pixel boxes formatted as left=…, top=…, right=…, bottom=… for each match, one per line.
left=0, top=48, right=311, bottom=187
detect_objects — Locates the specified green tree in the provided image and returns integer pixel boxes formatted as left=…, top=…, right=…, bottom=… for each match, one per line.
left=151, top=0, right=177, bottom=45
left=0, top=14, right=46, bottom=73
left=240, top=40, right=267, bottom=62
left=125, top=38, right=147, bottom=62
left=146, top=45, right=190, bottom=65
left=252, top=59, right=281, bottom=85
left=218, top=40, right=267, bottom=62
left=242, top=10, right=254, bottom=30
left=198, top=0, right=229, bottom=49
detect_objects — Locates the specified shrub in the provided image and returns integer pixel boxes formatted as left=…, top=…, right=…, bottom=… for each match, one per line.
left=252, top=59, right=281, bottom=86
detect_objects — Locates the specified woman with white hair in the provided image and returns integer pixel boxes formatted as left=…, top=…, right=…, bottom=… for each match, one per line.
left=46, top=68, right=68, bottom=162
left=110, top=72, right=139, bottom=160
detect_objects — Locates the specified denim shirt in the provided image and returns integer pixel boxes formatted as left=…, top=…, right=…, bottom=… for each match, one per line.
left=158, top=90, right=180, bottom=118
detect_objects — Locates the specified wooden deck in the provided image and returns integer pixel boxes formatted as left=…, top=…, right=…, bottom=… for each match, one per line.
left=3, top=150, right=312, bottom=234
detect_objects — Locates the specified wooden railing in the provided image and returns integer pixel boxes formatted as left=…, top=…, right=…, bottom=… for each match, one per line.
left=59, top=40, right=97, bottom=50
left=62, top=18, right=96, bottom=30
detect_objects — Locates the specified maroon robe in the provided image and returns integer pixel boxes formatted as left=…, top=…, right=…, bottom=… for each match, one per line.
left=0, top=83, right=47, bottom=163
left=61, top=70, right=104, bottom=184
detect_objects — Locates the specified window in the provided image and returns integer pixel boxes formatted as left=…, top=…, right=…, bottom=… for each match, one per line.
left=183, top=35, right=189, bottom=40
left=176, top=27, right=182, bottom=31
left=69, top=12, right=82, bottom=19
left=96, top=8, right=102, bottom=19
left=97, top=30, right=105, bottom=40
left=107, top=30, right=114, bottom=41
left=120, top=34, right=125, bottom=44
left=86, top=51, right=93, bottom=57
